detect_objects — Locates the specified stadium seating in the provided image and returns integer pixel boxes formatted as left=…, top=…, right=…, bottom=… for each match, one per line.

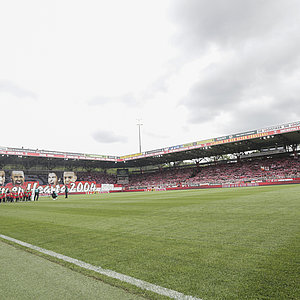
left=127, top=156, right=300, bottom=188
left=77, top=172, right=116, bottom=184
left=12, top=156, right=297, bottom=189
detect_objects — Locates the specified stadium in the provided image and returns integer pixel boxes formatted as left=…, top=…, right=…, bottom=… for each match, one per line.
left=1, top=120, right=299, bottom=299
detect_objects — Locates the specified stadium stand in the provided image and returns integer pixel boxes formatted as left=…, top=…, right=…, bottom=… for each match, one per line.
left=186, top=157, right=300, bottom=186
left=77, top=172, right=116, bottom=184
left=125, top=156, right=300, bottom=189
left=129, top=167, right=192, bottom=189
left=1, top=155, right=299, bottom=190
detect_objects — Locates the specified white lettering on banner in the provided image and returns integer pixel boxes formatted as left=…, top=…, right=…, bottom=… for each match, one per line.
left=0, top=181, right=96, bottom=195
left=69, top=182, right=76, bottom=193
left=84, top=182, right=90, bottom=192
left=77, top=182, right=83, bottom=192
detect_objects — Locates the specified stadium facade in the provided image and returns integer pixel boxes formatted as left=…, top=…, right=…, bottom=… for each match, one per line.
left=0, top=120, right=299, bottom=195
left=0, top=120, right=299, bottom=168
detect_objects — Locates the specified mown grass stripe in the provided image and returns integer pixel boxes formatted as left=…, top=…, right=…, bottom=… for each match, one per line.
left=0, top=234, right=202, bottom=300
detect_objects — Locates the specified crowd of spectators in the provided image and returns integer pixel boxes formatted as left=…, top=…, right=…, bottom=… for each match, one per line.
left=186, top=157, right=300, bottom=186
left=76, top=171, right=116, bottom=184
left=127, top=156, right=300, bottom=188
left=48, top=156, right=300, bottom=189
left=128, top=168, right=192, bottom=189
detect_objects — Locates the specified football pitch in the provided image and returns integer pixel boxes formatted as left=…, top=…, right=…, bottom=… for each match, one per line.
left=0, top=185, right=299, bottom=300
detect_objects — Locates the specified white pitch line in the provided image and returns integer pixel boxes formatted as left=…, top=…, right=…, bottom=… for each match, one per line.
left=0, top=234, right=202, bottom=300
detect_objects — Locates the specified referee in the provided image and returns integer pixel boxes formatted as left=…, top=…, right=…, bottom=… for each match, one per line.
left=65, top=185, right=69, bottom=198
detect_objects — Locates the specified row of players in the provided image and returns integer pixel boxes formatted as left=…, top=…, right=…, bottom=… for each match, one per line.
left=0, top=190, right=36, bottom=203
left=0, top=187, right=66, bottom=203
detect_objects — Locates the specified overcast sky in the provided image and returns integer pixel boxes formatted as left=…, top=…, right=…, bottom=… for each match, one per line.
left=1, top=0, right=300, bottom=156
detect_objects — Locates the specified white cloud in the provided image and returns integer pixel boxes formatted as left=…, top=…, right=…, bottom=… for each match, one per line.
left=92, top=130, right=128, bottom=144
left=0, top=80, right=37, bottom=100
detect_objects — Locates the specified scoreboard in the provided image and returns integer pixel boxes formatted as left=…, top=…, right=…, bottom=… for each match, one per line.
left=117, top=169, right=129, bottom=184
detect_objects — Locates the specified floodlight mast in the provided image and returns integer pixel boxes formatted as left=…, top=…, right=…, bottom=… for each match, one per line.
left=137, top=119, right=143, bottom=153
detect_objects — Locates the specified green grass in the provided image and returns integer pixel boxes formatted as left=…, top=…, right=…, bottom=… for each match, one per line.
left=0, top=185, right=299, bottom=299
left=0, top=241, right=144, bottom=300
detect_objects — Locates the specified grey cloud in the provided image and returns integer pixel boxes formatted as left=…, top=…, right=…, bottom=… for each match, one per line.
left=88, top=96, right=111, bottom=105
left=88, top=92, right=139, bottom=106
left=140, top=70, right=175, bottom=100
left=220, top=102, right=299, bottom=136
left=119, top=93, right=139, bottom=105
left=170, top=0, right=300, bottom=130
left=144, top=130, right=168, bottom=139
left=170, top=0, right=299, bottom=51
left=183, top=35, right=300, bottom=126
left=92, top=130, right=128, bottom=144
left=0, top=80, right=37, bottom=100
left=88, top=65, right=181, bottom=107
left=141, top=58, right=190, bottom=101
left=88, top=71, right=177, bottom=106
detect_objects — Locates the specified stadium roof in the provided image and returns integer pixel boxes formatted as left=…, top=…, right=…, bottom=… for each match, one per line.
left=1, top=121, right=300, bottom=169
